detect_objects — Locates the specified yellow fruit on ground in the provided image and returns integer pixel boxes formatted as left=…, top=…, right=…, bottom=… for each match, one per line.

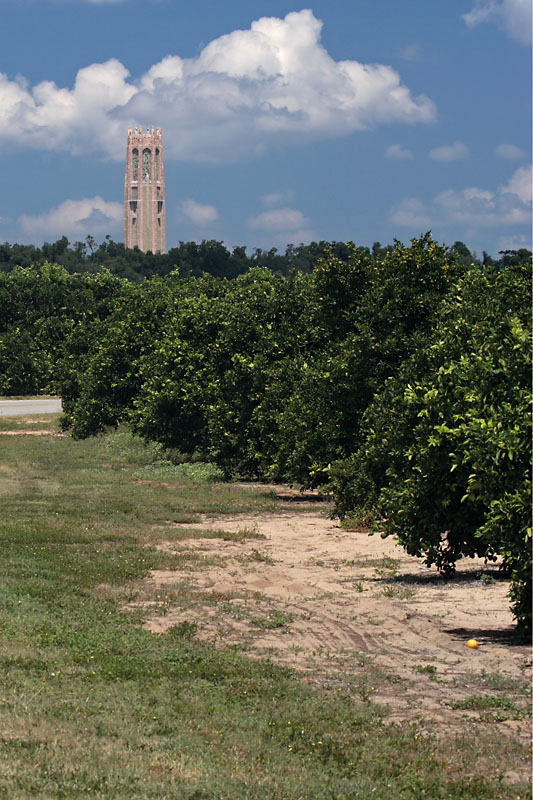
left=466, top=639, right=478, bottom=649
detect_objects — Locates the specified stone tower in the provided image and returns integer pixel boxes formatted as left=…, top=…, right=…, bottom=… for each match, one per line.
left=124, top=127, right=166, bottom=254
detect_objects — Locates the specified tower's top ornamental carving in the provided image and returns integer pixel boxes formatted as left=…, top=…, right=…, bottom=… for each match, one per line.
left=127, top=127, right=162, bottom=144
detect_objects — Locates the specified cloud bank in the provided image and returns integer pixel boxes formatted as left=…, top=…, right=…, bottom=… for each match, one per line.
left=385, top=144, right=414, bottom=160
left=0, top=10, right=435, bottom=163
left=248, top=204, right=317, bottom=246
left=495, top=144, right=526, bottom=160
left=261, top=190, right=294, bottom=208
left=463, top=0, right=532, bottom=44
left=391, top=164, right=532, bottom=231
left=429, top=141, right=469, bottom=161
left=180, top=199, right=219, bottom=226
left=19, top=197, right=122, bottom=236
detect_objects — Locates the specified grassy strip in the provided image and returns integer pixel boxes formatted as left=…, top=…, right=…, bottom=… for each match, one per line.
left=0, top=423, right=529, bottom=799
left=0, top=415, right=61, bottom=432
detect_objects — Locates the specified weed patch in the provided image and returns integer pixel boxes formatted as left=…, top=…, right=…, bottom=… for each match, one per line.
left=250, top=611, right=294, bottom=630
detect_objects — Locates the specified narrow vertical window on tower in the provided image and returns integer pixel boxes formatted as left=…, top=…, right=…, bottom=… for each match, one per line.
left=142, top=149, right=152, bottom=182
left=132, top=149, right=139, bottom=181
left=155, top=148, right=160, bottom=181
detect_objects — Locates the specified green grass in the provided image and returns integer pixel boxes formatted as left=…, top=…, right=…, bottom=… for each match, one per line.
left=448, top=695, right=532, bottom=721
left=0, top=413, right=61, bottom=432
left=381, top=585, right=414, bottom=599
left=467, top=670, right=532, bottom=694
left=132, top=461, right=225, bottom=483
left=0, top=422, right=530, bottom=799
left=249, top=611, right=294, bottom=630
left=153, top=526, right=267, bottom=543
left=246, top=548, right=276, bottom=565
left=369, top=556, right=401, bottom=577
left=414, top=664, right=443, bottom=683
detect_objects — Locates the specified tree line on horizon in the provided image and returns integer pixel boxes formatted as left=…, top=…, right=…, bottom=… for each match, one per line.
left=0, top=235, right=529, bottom=282
left=0, top=234, right=530, bottom=632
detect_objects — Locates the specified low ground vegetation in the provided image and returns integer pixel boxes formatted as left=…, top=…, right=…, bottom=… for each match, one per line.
left=0, top=421, right=530, bottom=798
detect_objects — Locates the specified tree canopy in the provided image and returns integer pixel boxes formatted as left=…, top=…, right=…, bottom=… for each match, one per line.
left=0, top=235, right=530, bottom=631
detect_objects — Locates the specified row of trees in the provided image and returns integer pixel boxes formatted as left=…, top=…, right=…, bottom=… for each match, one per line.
left=1, top=235, right=528, bottom=282
left=0, top=236, right=530, bottom=630
left=0, top=237, right=355, bottom=281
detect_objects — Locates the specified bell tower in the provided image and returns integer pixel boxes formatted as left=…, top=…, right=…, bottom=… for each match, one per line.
left=124, top=127, right=166, bottom=254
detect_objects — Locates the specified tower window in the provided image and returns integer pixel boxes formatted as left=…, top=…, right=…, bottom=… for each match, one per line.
left=132, top=218, right=136, bottom=225
left=132, top=149, right=139, bottom=181
left=130, top=201, right=137, bottom=213
left=142, top=148, right=152, bottom=182
left=157, top=201, right=163, bottom=214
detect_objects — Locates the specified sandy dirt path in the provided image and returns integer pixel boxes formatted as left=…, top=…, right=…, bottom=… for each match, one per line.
left=127, top=496, right=531, bottom=756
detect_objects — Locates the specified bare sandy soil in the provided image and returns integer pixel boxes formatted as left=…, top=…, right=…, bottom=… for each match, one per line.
left=128, top=489, right=531, bottom=757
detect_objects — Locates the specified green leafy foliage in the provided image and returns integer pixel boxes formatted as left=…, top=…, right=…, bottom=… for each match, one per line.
left=1, top=236, right=530, bottom=630
left=132, top=268, right=311, bottom=476
left=330, top=263, right=531, bottom=630
left=59, top=275, right=177, bottom=437
left=0, top=236, right=354, bottom=281
left=80, top=235, right=460, bottom=484
left=267, top=235, right=465, bottom=485
left=0, top=264, right=124, bottom=395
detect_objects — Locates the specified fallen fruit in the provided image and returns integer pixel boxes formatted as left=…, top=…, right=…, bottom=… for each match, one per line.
left=466, top=639, right=478, bottom=649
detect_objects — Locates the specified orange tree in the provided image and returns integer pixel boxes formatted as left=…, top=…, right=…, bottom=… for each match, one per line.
left=330, top=262, right=531, bottom=631
left=265, top=235, right=465, bottom=485
left=62, top=235, right=466, bottom=485
left=0, top=264, right=123, bottom=396
left=131, top=268, right=311, bottom=475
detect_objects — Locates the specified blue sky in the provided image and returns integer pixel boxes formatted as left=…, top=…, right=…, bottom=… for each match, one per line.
left=1, top=0, right=531, bottom=257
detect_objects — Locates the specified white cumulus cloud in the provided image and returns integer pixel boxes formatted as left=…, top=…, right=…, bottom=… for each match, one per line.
left=429, top=141, right=469, bottom=162
left=19, top=197, right=122, bottom=236
left=497, top=233, right=532, bottom=251
left=385, top=144, right=414, bottom=160
left=463, top=0, right=532, bottom=44
left=248, top=205, right=317, bottom=245
left=398, top=42, right=422, bottom=61
left=502, top=164, right=532, bottom=205
left=248, top=207, right=310, bottom=232
left=391, top=165, right=532, bottom=231
left=179, top=199, right=219, bottom=226
left=0, top=10, right=436, bottom=163
left=390, top=197, right=431, bottom=228
left=495, top=144, right=527, bottom=160
left=261, top=190, right=294, bottom=208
